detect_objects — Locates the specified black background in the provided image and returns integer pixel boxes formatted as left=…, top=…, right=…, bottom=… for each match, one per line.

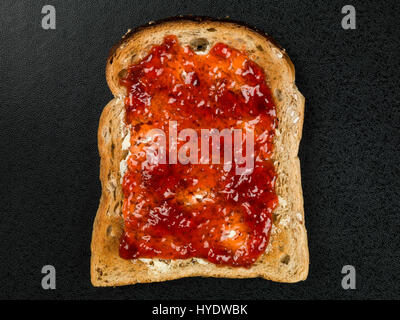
left=0, top=0, right=399, bottom=299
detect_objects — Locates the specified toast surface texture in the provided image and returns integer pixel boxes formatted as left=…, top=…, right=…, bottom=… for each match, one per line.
left=91, top=18, right=308, bottom=286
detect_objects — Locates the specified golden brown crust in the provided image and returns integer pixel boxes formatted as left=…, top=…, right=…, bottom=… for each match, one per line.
left=91, top=17, right=308, bottom=286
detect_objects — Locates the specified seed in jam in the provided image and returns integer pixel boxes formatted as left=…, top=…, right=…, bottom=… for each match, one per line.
left=119, top=35, right=278, bottom=267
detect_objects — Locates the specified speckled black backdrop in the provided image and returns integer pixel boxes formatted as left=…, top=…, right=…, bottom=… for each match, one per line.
left=0, top=0, right=399, bottom=300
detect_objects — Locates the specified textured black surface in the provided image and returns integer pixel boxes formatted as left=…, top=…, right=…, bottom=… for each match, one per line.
left=0, top=0, right=399, bottom=299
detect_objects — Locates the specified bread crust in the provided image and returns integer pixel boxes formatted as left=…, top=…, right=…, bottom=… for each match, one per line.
left=91, top=17, right=308, bottom=286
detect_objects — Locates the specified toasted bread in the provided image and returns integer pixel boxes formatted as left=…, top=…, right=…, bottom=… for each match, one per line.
left=91, top=17, right=308, bottom=286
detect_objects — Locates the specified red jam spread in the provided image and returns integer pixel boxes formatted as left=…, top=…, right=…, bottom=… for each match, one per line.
left=119, top=35, right=278, bottom=267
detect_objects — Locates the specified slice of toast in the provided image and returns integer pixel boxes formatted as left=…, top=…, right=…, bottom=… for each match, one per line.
left=91, top=17, right=308, bottom=286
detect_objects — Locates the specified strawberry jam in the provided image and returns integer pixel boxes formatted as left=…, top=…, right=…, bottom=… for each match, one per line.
left=119, top=35, right=278, bottom=267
